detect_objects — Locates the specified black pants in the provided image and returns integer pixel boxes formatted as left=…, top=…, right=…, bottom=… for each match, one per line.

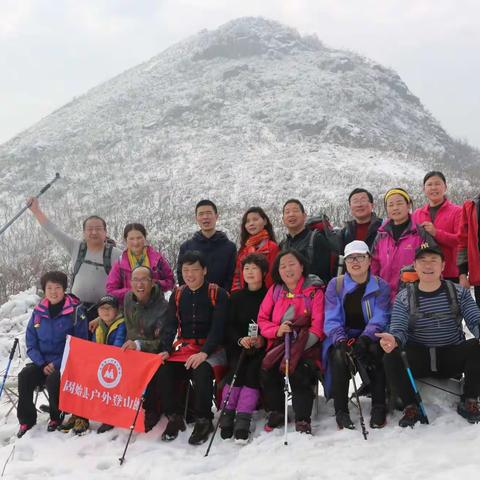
left=329, top=343, right=386, bottom=413
left=17, top=363, right=61, bottom=426
left=384, top=339, right=480, bottom=406
left=157, top=361, right=214, bottom=419
left=225, top=351, right=263, bottom=389
left=261, top=360, right=316, bottom=422
left=474, top=286, right=480, bottom=309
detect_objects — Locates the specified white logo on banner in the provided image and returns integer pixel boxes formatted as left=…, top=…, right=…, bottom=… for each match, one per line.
left=97, top=358, right=122, bottom=389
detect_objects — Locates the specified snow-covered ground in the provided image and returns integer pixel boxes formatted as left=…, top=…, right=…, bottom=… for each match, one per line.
left=1, top=291, right=479, bottom=480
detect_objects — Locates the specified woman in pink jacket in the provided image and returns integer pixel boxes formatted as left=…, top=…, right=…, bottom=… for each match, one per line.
left=258, top=249, right=325, bottom=435
left=412, top=171, right=461, bottom=281
left=371, top=188, right=431, bottom=300
left=106, top=223, right=174, bottom=304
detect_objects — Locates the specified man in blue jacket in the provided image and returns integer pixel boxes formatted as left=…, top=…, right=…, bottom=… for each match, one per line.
left=17, top=271, right=88, bottom=438
left=176, top=200, right=236, bottom=291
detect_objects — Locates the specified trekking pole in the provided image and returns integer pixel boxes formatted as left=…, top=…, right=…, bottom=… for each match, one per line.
left=119, top=390, right=145, bottom=465
left=400, top=350, right=429, bottom=424
left=0, top=339, right=19, bottom=400
left=183, top=381, right=191, bottom=422
left=204, top=349, right=247, bottom=457
left=283, top=332, right=291, bottom=446
left=346, top=352, right=368, bottom=440
left=336, top=255, right=345, bottom=276
left=0, top=173, right=60, bottom=236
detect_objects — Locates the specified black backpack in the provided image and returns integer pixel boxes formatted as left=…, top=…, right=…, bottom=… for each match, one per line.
left=406, top=280, right=462, bottom=332
left=72, top=241, right=114, bottom=285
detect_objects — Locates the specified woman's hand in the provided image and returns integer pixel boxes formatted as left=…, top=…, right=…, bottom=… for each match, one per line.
left=276, top=321, right=292, bottom=338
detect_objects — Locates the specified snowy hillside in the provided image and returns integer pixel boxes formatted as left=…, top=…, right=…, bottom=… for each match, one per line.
left=0, top=290, right=479, bottom=480
left=0, top=16, right=478, bottom=299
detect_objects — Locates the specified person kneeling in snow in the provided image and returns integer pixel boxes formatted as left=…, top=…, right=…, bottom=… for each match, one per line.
left=323, top=241, right=391, bottom=430
left=17, top=271, right=88, bottom=438
left=220, top=253, right=269, bottom=442
left=379, top=244, right=480, bottom=427
left=258, top=249, right=324, bottom=435
left=157, top=250, right=228, bottom=445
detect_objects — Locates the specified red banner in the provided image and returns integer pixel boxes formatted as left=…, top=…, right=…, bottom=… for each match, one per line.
left=59, top=336, right=162, bottom=432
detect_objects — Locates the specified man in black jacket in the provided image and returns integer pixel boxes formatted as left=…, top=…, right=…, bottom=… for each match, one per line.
left=176, top=199, right=236, bottom=291
left=279, top=198, right=333, bottom=284
left=158, top=251, right=228, bottom=445
left=340, top=188, right=382, bottom=252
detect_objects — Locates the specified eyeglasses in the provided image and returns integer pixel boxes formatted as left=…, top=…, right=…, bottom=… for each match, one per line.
left=85, top=226, right=105, bottom=232
left=345, top=255, right=368, bottom=264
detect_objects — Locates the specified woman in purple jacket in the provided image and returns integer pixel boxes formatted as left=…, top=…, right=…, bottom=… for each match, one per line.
left=106, top=223, right=174, bottom=304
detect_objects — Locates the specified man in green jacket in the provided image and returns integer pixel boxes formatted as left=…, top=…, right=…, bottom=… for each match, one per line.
left=122, top=265, right=171, bottom=431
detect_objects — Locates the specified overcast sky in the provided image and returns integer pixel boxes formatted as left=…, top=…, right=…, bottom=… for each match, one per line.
left=1, top=0, right=479, bottom=147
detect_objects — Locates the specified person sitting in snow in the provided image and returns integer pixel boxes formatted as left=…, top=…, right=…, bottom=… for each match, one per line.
left=157, top=250, right=228, bottom=445
left=220, top=253, right=269, bottom=442
left=17, top=271, right=88, bottom=438
left=258, top=249, right=324, bottom=435
left=323, top=240, right=390, bottom=430
left=59, top=294, right=127, bottom=435
left=378, top=244, right=480, bottom=427
left=120, top=265, right=170, bottom=433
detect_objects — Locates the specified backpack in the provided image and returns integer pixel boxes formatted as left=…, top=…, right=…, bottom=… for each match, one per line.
left=334, top=274, right=379, bottom=321
left=72, top=241, right=114, bottom=284
left=174, top=283, right=219, bottom=317
left=306, top=214, right=339, bottom=276
left=406, top=280, right=462, bottom=332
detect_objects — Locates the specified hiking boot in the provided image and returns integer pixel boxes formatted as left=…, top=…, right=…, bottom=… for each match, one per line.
left=58, top=414, right=77, bottom=432
left=97, top=423, right=114, bottom=434
left=398, top=404, right=422, bottom=428
left=17, top=423, right=33, bottom=438
left=234, top=412, right=252, bottom=443
left=457, top=398, right=480, bottom=424
left=72, top=417, right=89, bottom=435
left=370, top=404, right=387, bottom=429
left=219, top=409, right=235, bottom=440
left=264, top=411, right=284, bottom=432
left=144, top=409, right=160, bottom=433
left=47, top=418, right=61, bottom=432
left=336, top=411, right=355, bottom=430
left=161, top=414, right=186, bottom=442
left=295, top=420, right=312, bottom=435
left=188, top=418, right=213, bottom=445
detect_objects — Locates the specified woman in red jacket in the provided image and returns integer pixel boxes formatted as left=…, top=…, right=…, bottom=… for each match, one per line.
left=412, top=171, right=461, bottom=281
left=458, top=195, right=480, bottom=307
left=231, top=207, right=279, bottom=292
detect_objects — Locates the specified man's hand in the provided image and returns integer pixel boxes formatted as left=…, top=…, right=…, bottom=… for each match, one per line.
left=121, top=340, right=138, bottom=351
left=459, top=274, right=470, bottom=289
left=185, top=352, right=208, bottom=370
left=276, top=322, right=292, bottom=338
left=158, top=351, right=169, bottom=361
left=43, top=362, right=55, bottom=376
left=420, top=221, right=436, bottom=237
left=89, top=318, right=99, bottom=333
left=375, top=332, right=397, bottom=353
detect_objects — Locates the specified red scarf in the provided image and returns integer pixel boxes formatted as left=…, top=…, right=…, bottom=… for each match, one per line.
left=245, top=229, right=270, bottom=249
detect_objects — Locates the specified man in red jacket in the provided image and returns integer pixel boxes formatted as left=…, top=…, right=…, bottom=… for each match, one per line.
left=458, top=195, right=480, bottom=307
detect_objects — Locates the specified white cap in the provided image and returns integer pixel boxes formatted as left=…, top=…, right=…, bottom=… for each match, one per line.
left=344, top=240, right=370, bottom=258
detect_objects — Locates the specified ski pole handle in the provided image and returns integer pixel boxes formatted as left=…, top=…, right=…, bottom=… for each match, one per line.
left=9, top=339, right=19, bottom=361
left=0, top=173, right=61, bottom=236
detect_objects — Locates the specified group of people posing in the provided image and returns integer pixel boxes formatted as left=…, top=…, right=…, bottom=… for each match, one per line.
left=15, top=170, right=480, bottom=446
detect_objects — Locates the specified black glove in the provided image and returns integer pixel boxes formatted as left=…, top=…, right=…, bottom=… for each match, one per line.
left=336, top=339, right=353, bottom=355
left=353, top=335, right=372, bottom=363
